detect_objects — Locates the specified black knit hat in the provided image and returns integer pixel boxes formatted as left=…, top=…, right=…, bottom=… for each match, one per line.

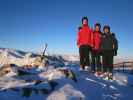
left=103, top=25, right=110, bottom=32
left=82, top=16, right=88, bottom=24
left=95, top=23, right=101, bottom=29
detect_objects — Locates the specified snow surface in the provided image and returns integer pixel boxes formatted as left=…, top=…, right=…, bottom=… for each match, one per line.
left=0, top=65, right=133, bottom=100
left=0, top=48, right=133, bottom=100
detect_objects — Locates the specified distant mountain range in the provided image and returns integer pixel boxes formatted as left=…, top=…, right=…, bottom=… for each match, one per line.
left=0, top=47, right=133, bottom=66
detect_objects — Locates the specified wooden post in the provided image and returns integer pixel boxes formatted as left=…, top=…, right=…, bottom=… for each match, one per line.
left=132, top=62, right=133, bottom=74
left=123, top=62, right=125, bottom=72
left=42, top=43, right=48, bottom=57
left=41, top=43, right=48, bottom=61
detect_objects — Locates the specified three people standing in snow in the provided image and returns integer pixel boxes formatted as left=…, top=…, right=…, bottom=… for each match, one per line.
left=77, top=17, right=118, bottom=79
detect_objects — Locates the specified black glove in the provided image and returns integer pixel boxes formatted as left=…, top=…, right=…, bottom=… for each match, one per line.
left=114, top=50, right=117, bottom=56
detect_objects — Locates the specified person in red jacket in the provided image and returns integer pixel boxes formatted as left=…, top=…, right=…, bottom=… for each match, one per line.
left=91, top=23, right=102, bottom=74
left=77, top=17, right=93, bottom=71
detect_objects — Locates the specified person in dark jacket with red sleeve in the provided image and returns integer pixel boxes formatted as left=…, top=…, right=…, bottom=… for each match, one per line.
left=77, top=17, right=93, bottom=71
left=91, top=23, right=102, bottom=74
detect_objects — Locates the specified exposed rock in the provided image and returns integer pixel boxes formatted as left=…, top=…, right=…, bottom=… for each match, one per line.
left=0, top=64, right=13, bottom=77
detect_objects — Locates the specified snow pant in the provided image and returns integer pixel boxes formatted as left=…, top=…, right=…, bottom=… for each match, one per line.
left=79, top=45, right=91, bottom=69
left=102, top=50, right=114, bottom=73
left=91, top=51, right=101, bottom=72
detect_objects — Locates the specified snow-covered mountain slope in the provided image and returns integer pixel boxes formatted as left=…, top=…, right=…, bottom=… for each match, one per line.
left=61, top=54, right=79, bottom=62
left=0, top=48, right=65, bottom=67
left=0, top=65, right=133, bottom=100
left=0, top=48, right=39, bottom=66
left=0, top=48, right=133, bottom=100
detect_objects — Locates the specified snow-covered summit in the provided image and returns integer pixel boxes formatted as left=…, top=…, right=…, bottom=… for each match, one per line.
left=0, top=48, right=133, bottom=100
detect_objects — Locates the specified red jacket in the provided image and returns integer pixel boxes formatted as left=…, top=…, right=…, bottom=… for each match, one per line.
left=77, top=25, right=93, bottom=48
left=92, top=31, right=102, bottom=52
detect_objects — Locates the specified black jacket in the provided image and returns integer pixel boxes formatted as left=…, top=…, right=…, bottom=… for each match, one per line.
left=101, top=33, right=115, bottom=51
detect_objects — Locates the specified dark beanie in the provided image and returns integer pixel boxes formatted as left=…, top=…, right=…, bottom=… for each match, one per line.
left=103, top=25, right=110, bottom=32
left=95, top=23, right=101, bottom=29
left=82, top=16, right=88, bottom=24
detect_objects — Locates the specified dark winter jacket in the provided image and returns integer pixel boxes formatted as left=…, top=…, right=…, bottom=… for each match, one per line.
left=101, top=33, right=115, bottom=52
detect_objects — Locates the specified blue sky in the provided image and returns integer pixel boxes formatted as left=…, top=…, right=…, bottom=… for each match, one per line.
left=0, top=0, right=133, bottom=57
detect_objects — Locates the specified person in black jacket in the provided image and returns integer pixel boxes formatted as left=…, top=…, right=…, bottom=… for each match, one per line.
left=101, top=25, right=117, bottom=79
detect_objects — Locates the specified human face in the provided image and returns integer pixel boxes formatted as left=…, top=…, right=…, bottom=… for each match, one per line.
left=95, top=26, right=100, bottom=32
left=104, top=28, right=109, bottom=33
left=83, top=19, right=88, bottom=25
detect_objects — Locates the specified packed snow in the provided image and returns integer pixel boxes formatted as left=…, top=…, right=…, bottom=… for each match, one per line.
left=0, top=48, right=133, bottom=100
